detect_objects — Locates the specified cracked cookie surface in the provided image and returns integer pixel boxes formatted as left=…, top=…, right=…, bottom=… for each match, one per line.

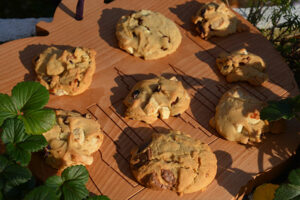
left=209, top=86, right=282, bottom=144
left=216, top=49, right=268, bottom=85
left=116, top=10, right=182, bottom=60
left=130, top=130, right=217, bottom=195
left=43, top=110, right=103, bottom=170
left=124, top=76, right=190, bottom=124
left=192, top=2, right=244, bottom=39
left=34, top=46, right=96, bottom=96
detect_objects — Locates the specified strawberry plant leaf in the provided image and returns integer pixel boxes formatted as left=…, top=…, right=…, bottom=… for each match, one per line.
left=61, top=165, right=89, bottom=183
left=0, top=156, right=9, bottom=173
left=18, top=135, right=48, bottom=152
left=24, top=185, right=58, bottom=200
left=62, top=181, right=89, bottom=200
left=20, top=109, right=56, bottom=135
left=274, top=184, right=300, bottom=200
left=45, top=175, right=63, bottom=188
left=0, top=94, right=17, bottom=126
left=5, top=143, right=31, bottom=166
left=289, top=169, right=300, bottom=186
left=260, top=98, right=295, bottom=121
left=87, top=195, right=110, bottom=200
left=3, top=164, right=31, bottom=187
left=11, top=81, right=49, bottom=112
left=1, top=119, right=28, bottom=144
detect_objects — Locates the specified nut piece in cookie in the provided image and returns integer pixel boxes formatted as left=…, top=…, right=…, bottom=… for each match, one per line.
left=130, top=130, right=217, bottom=195
left=124, top=76, right=191, bottom=124
left=33, top=46, right=96, bottom=96
left=210, top=86, right=283, bottom=144
left=192, top=2, right=246, bottom=39
left=43, top=110, right=103, bottom=170
left=116, top=10, right=182, bottom=60
left=216, top=49, right=268, bottom=85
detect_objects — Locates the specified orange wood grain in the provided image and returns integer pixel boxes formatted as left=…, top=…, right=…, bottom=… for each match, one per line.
left=0, top=0, right=299, bottom=199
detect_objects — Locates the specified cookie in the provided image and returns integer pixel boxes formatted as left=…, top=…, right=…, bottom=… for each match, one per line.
left=124, top=76, right=191, bottom=124
left=216, top=49, right=268, bottom=85
left=192, top=2, right=245, bottom=39
left=209, top=86, right=283, bottom=144
left=130, top=130, right=217, bottom=195
left=116, top=10, right=182, bottom=60
left=43, top=110, right=103, bottom=170
left=34, top=46, right=96, bottom=96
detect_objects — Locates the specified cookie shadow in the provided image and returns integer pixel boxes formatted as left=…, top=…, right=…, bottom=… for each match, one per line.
left=19, top=44, right=73, bottom=81
left=98, top=8, right=133, bottom=48
left=169, top=0, right=204, bottom=36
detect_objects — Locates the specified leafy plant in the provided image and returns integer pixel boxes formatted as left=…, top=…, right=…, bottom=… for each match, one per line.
left=0, top=81, right=56, bottom=135
left=1, top=118, right=47, bottom=166
left=24, top=165, right=109, bottom=200
left=260, top=95, right=300, bottom=121
left=274, top=169, right=300, bottom=200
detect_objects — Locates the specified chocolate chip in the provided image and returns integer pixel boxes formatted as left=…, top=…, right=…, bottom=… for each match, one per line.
left=142, top=173, right=166, bottom=190
left=171, top=97, right=179, bottom=106
left=132, top=32, right=137, bottom=37
left=161, top=47, right=168, bottom=51
left=161, top=169, right=176, bottom=186
left=174, top=114, right=181, bottom=117
left=223, top=65, right=229, bottom=70
left=132, top=90, right=140, bottom=99
left=154, top=84, right=161, bottom=92
left=239, top=62, right=245, bottom=66
left=34, top=56, right=40, bottom=62
left=69, top=60, right=73, bottom=64
left=144, top=26, right=150, bottom=31
left=138, top=18, right=143, bottom=25
left=133, top=151, right=149, bottom=169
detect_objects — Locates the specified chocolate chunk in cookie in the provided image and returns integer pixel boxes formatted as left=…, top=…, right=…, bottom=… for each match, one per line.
left=192, top=2, right=246, bottom=39
left=210, top=86, right=283, bottom=144
left=116, top=10, right=182, bottom=60
left=33, top=46, right=96, bottom=96
left=216, top=49, right=268, bottom=85
left=130, top=130, right=217, bottom=195
left=43, top=109, right=103, bottom=170
left=123, top=76, right=190, bottom=124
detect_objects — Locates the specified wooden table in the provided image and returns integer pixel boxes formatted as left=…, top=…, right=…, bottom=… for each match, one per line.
left=0, top=0, right=299, bottom=199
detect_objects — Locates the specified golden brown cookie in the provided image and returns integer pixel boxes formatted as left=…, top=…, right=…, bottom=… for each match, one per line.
left=216, top=49, right=268, bottom=85
left=130, top=130, right=217, bottom=195
left=124, top=76, right=191, bottom=124
left=34, top=46, right=96, bottom=96
left=43, top=110, right=103, bottom=170
left=116, top=10, right=182, bottom=60
left=192, top=2, right=245, bottom=39
left=209, top=86, right=283, bottom=144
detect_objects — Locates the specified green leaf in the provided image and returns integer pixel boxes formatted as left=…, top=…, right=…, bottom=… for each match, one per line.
left=289, top=169, right=300, bottom=186
left=45, top=175, right=63, bottom=188
left=0, top=177, right=4, bottom=190
left=261, top=98, right=296, bottom=121
left=274, top=184, right=300, bottom=200
left=20, top=109, right=56, bottom=135
left=0, top=156, right=9, bottom=173
left=5, top=143, right=31, bottom=166
left=2, top=176, right=36, bottom=200
left=1, top=118, right=27, bottom=144
left=61, top=165, right=89, bottom=183
left=18, top=135, right=48, bottom=152
left=0, top=191, right=3, bottom=200
left=3, top=164, right=31, bottom=187
left=62, top=181, right=89, bottom=200
left=87, top=195, right=110, bottom=200
left=24, top=185, right=58, bottom=200
left=11, top=81, right=49, bottom=112
left=0, top=94, right=17, bottom=126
